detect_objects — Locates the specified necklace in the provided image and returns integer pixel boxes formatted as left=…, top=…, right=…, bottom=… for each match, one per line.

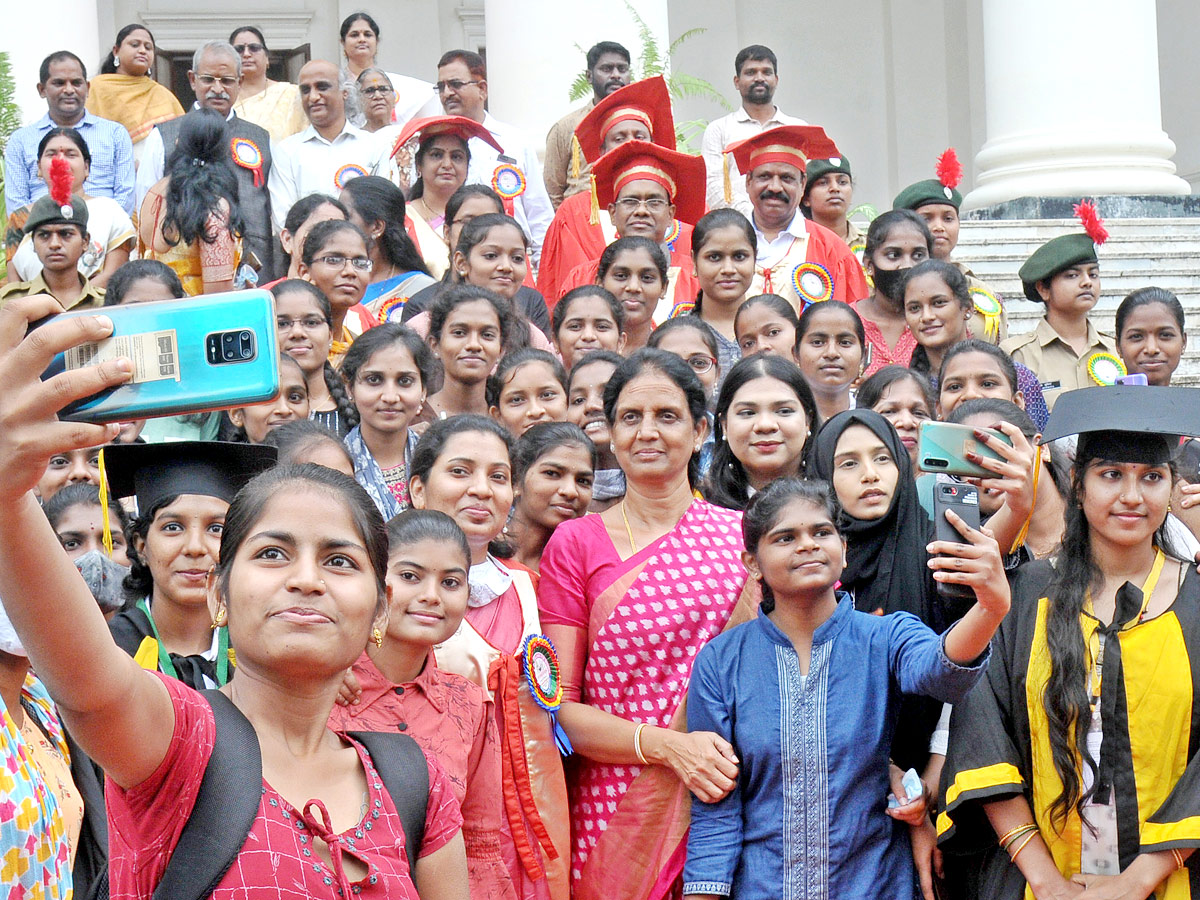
left=620, top=501, right=638, bottom=553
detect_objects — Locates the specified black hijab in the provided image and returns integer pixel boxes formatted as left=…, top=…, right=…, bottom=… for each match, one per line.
left=811, top=409, right=941, bottom=628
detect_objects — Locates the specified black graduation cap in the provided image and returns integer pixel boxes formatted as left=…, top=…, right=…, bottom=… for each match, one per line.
left=103, top=441, right=278, bottom=511
left=1040, top=385, right=1200, bottom=465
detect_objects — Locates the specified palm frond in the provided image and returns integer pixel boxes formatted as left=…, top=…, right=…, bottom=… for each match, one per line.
left=567, top=70, right=592, bottom=103
left=848, top=203, right=879, bottom=224
left=667, top=28, right=706, bottom=56
left=674, top=118, right=709, bottom=155
left=667, top=73, right=733, bottom=111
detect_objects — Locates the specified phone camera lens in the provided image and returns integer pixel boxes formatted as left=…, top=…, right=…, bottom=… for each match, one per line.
left=223, top=334, right=235, bottom=344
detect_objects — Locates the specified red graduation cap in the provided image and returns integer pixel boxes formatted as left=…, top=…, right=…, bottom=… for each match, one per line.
left=573, top=75, right=676, bottom=163
left=590, top=140, right=706, bottom=226
left=724, top=124, right=840, bottom=176
left=390, top=114, right=503, bottom=160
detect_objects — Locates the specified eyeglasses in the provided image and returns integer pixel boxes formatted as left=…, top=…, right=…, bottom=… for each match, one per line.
left=313, top=255, right=373, bottom=271
left=196, top=74, right=240, bottom=89
left=435, top=79, right=482, bottom=93
left=276, top=316, right=329, bottom=331
left=360, top=85, right=394, bottom=97
left=233, top=43, right=265, bottom=54
left=684, top=354, right=717, bottom=374
left=615, top=197, right=670, bottom=213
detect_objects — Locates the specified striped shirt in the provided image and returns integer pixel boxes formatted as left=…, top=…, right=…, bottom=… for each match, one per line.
left=4, top=111, right=136, bottom=214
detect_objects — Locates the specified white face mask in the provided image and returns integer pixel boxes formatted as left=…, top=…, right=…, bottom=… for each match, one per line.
left=0, top=596, right=27, bottom=657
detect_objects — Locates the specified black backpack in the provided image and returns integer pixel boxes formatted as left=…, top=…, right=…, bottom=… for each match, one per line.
left=152, top=689, right=429, bottom=900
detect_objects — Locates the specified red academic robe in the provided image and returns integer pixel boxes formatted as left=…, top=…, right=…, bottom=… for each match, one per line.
left=750, top=218, right=870, bottom=313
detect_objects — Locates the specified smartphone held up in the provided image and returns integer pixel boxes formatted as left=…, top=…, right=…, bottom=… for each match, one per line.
left=40, top=289, right=280, bottom=423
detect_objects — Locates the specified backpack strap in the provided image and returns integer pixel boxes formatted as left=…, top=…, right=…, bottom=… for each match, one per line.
left=348, top=730, right=429, bottom=883
left=153, top=689, right=262, bottom=900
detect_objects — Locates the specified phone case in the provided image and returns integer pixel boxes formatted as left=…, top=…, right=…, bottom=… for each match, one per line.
left=43, top=289, right=280, bottom=424
left=933, top=482, right=980, bottom=599
left=918, top=420, right=1013, bottom=478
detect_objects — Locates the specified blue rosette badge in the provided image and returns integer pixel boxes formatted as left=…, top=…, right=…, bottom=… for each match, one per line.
left=522, top=634, right=573, bottom=756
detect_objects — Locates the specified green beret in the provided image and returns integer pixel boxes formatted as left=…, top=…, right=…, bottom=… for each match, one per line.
left=802, top=156, right=852, bottom=198
left=892, top=178, right=962, bottom=212
left=1018, top=233, right=1098, bottom=303
left=24, top=193, right=89, bottom=236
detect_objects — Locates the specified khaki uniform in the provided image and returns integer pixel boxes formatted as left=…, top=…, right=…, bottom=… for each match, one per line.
left=1000, top=317, right=1119, bottom=410
left=543, top=101, right=594, bottom=208
left=954, top=262, right=1009, bottom=345
left=0, top=272, right=105, bottom=311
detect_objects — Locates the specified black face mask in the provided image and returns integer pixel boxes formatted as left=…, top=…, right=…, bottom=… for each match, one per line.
left=872, top=266, right=911, bottom=302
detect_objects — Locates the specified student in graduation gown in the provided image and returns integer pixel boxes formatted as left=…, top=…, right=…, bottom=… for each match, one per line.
left=106, top=441, right=276, bottom=690
left=938, top=386, right=1200, bottom=900
left=557, top=141, right=705, bottom=320
left=536, top=76, right=688, bottom=304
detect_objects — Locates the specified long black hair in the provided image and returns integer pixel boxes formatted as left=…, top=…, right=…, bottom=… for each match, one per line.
left=603, top=348, right=708, bottom=489
left=1041, top=441, right=1182, bottom=829
left=386, top=508, right=470, bottom=570
left=451, top=213, right=532, bottom=349
left=743, top=478, right=841, bottom=612
left=705, top=354, right=819, bottom=511
left=122, top=494, right=183, bottom=599
left=37, top=127, right=91, bottom=168
left=162, top=109, right=244, bottom=247
left=341, top=322, right=436, bottom=394
left=341, top=175, right=431, bottom=276
left=270, top=279, right=359, bottom=429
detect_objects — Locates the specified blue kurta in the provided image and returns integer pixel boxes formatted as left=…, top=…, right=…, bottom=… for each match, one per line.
left=682, top=597, right=988, bottom=900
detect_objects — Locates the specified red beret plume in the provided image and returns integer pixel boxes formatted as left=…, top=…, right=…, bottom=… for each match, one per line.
left=936, top=148, right=963, bottom=190
left=49, top=156, right=74, bottom=208
left=1073, top=199, right=1109, bottom=247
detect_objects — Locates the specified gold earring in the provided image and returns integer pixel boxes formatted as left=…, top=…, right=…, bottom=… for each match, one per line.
left=211, top=608, right=227, bottom=629
left=371, top=627, right=384, bottom=648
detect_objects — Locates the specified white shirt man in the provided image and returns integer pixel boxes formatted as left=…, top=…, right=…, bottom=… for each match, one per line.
left=701, top=46, right=805, bottom=218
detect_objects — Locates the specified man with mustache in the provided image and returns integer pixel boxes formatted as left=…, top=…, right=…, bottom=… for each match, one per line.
left=727, top=125, right=870, bottom=313
left=701, top=45, right=806, bottom=217
left=135, top=41, right=276, bottom=280
left=543, top=41, right=632, bottom=208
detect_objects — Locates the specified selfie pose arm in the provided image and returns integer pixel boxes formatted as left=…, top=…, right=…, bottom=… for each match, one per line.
left=926, top=510, right=1011, bottom=664
left=0, top=296, right=176, bottom=788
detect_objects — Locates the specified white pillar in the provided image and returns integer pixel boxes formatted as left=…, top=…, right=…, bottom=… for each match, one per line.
left=963, top=0, right=1189, bottom=210
left=2, top=0, right=100, bottom=125
left=483, top=0, right=669, bottom=154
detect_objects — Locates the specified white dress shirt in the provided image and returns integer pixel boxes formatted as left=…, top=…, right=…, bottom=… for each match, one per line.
left=268, top=120, right=386, bottom=233
left=701, top=105, right=807, bottom=218
left=465, top=112, right=555, bottom=266
left=386, top=72, right=443, bottom=128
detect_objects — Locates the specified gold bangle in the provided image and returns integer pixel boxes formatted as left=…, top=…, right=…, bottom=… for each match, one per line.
left=1009, top=830, right=1038, bottom=862
left=997, top=823, right=1037, bottom=850
left=1172, top=848, right=1187, bottom=870
left=633, top=723, right=649, bottom=765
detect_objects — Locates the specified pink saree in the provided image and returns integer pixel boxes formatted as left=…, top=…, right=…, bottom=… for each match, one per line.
left=543, top=500, right=758, bottom=900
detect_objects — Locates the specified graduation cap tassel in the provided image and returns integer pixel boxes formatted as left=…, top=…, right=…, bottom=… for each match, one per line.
left=723, top=153, right=733, bottom=206
left=97, top=448, right=114, bottom=559
left=570, top=136, right=582, bottom=181
left=588, top=174, right=600, bottom=226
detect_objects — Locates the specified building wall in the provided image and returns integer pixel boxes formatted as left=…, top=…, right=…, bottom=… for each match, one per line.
left=1158, top=0, right=1200, bottom=191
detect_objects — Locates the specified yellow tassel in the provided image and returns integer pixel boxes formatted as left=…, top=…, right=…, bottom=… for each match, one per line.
left=97, top=447, right=114, bottom=558
left=723, top=153, right=732, bottom=205
left=588, top=175, right=600, bottom=226
left=570, top=136, right=582, bottom=181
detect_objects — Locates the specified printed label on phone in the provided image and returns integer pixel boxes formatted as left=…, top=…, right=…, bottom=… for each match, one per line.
left=63, top=330, right=180, bottom=384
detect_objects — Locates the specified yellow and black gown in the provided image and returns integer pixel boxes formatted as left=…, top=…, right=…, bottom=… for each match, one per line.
left=937, top=558, right=1200, bottom=900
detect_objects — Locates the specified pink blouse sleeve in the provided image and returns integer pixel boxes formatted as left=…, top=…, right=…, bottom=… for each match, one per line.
left=537, top=519, right=592, bottom=630
left=105, top=673, right=215, bottom=890
left=419, top=754, right=465, bottom=858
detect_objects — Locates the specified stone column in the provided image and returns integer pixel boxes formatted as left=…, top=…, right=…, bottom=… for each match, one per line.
left=963, top=0, right=1190, bottom=210
left=482, top=0, right=669, bottom=153
left=4, top=0, right=100, bottom=124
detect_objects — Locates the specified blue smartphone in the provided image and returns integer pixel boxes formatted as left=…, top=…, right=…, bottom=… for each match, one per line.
left=919, top=420, right=1013, bottom=478
left=42, top=289, right=281, bottom=424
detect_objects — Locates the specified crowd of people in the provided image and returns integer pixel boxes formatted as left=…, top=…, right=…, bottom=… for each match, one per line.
left=1, top=17, right=1199, bottom=900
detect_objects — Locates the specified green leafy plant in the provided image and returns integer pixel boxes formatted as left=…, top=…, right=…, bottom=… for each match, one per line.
left=0, top=50, right=20, bottom=276
left=568, top=1, right=731, bottom=152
